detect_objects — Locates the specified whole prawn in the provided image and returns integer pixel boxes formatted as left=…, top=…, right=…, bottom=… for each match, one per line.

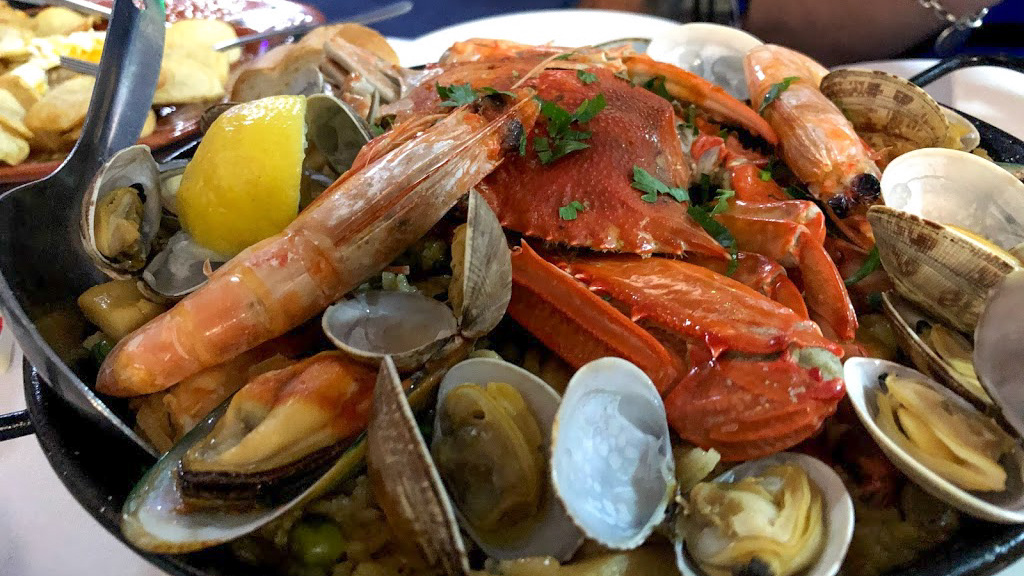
left=97, top=99, right=539, bottom=397
left=745, top=44, right=881, bottom=249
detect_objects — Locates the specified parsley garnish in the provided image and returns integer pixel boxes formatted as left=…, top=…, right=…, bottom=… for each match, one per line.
left=642, top=76, right=672, bottom=101
left=436, top=83, right=514, bottom=107
left=844, top=246, right=881, bottom=286
left=783, top=185, right=814, bottom=201
left=759, top=168, right=772, bottom=181
left=631, top=166, right=689, bottom=203
left=709, top=189, right=735, bottom=215
left=553, top=51, right=576, bottom=60
left=370, top=124, right=386, bottom=137
left=436, top=82, right=478, bottom=107
left=533, top=94, right=607, bottom=164
left=577, top=69, right=598, bottom=84
left=559, top=200, right=586, bottom=220
left=759, top=76, right=799, bottom=113
left=688, top=205, right=739, bottom=274
left=518, top=129, right=528, bottom=156
left=718, top=128, right=730, bottom=139
left=679, top=104, right=699, bottom=137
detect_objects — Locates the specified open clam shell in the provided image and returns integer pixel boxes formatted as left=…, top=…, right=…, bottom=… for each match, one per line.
left=80, top=144, right=163, bottom=278
left=941, top=107, right=981, bottom=152
left=868, top=205, right=1022, bottom=333
left=843, top=357, right=1024, bottom=523
left=974, top=269, right=1024, bottom=441
left=432, top=357, right=584, bottom=561
left=141, top=230, right=227, bottom=299
left=880, top=147, right=1024, bottom=254
left=646, top=23, right=762, bottom=100
left=322, top=191, right=511, bottom=371
left=322, top=291, right=459, bottom=372
left=675, top=452, right=854, bottom=576
left=367, top=356, right=471, bottom=575
left=881, top=292, right=992, bottom=409
left=820, top=69, right=948, bottom=164
left=551, top=357, right=675, bottom=550
left=306, top=93, right=372, bottom=175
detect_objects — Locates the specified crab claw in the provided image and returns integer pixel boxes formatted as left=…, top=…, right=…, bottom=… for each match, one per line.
left=508, top=242, right=680, bottom=392
left=665, top=352, right=845, bottom=461
left=716, top=200, right=858, bottom=342
left=623, top=55, right=778, bottom=145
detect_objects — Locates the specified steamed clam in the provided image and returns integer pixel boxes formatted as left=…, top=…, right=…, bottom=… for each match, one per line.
left=819, top=69, right=976, bottom=164
left=843, top=357, right=1024, bottom=523
left=676, top=453, right=854, bottom=576
left=645, top=23, right=762, bottom=100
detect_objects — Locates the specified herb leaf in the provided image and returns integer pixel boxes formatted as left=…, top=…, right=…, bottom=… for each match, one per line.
left=518, top=129, right=528, bottom=156
left=577, top=69, right=598, bottom=84
left=709, top=189, right=735, bottom=215
left=759, top=76, right=799, bottom=113
left=436, top=82, right=479, bottom=107
left=559, top=200, right=586, bottom=220
left=533, top=94, right=607, bottom=164
left=631, top=166, right=689, bottom=203
left=436, top=84, right=514, bottom=107
left=759, top=168, right=772, bottom=181
left=642, top=75, right=672, bottom=101
left=844, top=246, right=881, bottom=286
left=688, top=205, right=739, bottom=274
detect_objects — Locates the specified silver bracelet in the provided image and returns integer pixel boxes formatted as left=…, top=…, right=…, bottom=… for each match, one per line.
left=917, top=0, right=990, bottom=56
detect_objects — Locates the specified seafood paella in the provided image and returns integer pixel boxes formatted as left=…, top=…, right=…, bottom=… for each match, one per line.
left=62, top=19, right=1024, bottom=576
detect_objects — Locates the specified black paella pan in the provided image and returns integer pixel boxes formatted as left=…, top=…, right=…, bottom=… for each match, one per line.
left=1, top=23, right=1024, bottom=576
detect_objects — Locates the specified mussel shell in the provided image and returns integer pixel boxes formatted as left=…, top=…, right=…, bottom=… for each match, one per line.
left=844, top=357, right=1024, bottom=523
left=432, top=357, right=584, bottom=561
left=820, top=69, right=948, bottom=164
left=646, top=23, right=761, bottom=101
left=868, top=205, right=1021, bottom=333
left=80, top=144, right=163, bottom=278
left=550, top=357, right=675, bottom=550
left=322, top=291, right=459, bottom=372
left=880, top=292, right=992, bottom=410
left=675, top=452, right=854, bottom=576
left=880, top=147, right=1024, bottom=252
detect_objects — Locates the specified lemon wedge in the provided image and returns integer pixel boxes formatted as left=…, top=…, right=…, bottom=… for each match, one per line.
left=176, top=95, right=306, bottom=256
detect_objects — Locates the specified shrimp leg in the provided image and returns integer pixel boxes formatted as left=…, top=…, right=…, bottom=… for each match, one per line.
left=98, top=99, right=539, bottom=397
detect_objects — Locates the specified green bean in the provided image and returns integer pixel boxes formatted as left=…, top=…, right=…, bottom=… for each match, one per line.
left=289, top=516, right=346, bottom=567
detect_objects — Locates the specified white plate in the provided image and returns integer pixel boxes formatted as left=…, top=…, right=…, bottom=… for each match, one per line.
left=391, top=8, right=681, bottom=66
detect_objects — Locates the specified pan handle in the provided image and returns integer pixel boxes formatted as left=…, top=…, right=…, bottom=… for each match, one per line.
left=909, top=54, right=1024, bottom=88
left=0, top=409, right=32, bottom=440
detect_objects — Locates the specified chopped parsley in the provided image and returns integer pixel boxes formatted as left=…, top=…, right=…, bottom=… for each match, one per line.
left=709, top=189, right=735, bottom=215
left=688, top=205, right=739, bottom=274
left=577, top=69, right=598, bottom=84
left=759, top=168, right=772, bottom=181
left=553, top=51, right=576, bottom=60
left=559, top=200, right=586, bottom=220
left=370, top=124, right=386, bottom=137
left=518, top=129, right=528, bottom=156
left=844, top=246, right=881, bottom=286
left=759, top=76, right=800, bottom=113
left=679, top=104, right=699, bottom=136
left=631, top=166, right=689, bottom=203
left=642, top=75, right=672, bottom=101
left=436, top=83, right=514, bottom=107
left=533, top=93, right=607, bottom=164
left=784, top=185, right=814, bottom=201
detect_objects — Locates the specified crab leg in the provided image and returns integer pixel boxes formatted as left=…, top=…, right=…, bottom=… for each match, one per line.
left=508, top=242, right=679, bottom=393
left=624, top=55, right=778, bottom=145
left=716, top=200, right=858, bottom=341
left=97, top=99, right=539, bottom=397
left=688, top=253, right=810, bottom=319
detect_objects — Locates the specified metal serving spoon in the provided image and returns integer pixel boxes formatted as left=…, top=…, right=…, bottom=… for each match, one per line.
left=0, top=0, right=164, bottom=452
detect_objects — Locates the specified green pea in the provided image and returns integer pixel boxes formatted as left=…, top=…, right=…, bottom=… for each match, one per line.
left=289, top=516, right=345, bottom=567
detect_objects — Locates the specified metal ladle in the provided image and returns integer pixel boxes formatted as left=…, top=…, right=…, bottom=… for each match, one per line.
left=0, top=0, right=164, bottom=453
